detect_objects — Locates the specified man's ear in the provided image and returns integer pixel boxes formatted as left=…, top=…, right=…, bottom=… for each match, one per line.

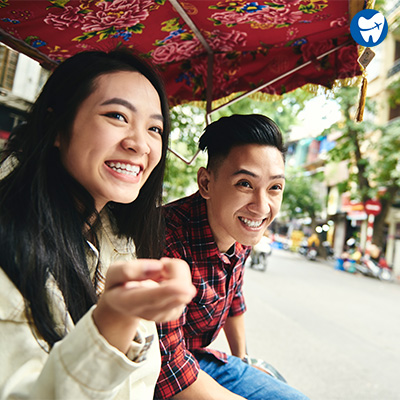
left=54, top=133, right=61, bottom=148
left=197, top=167, right=212, bottom=199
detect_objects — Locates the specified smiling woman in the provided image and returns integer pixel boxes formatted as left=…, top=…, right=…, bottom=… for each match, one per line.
left=55, top=71, right=164, bottom=211
left=0, top=49, right=195, bottom=399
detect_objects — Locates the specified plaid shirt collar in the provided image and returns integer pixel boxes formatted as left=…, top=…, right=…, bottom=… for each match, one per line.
left=182, top=191, right=250, bottom=263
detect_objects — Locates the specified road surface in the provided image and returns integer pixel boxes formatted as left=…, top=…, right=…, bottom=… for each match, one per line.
left=212, top=248, right=400, bottom=400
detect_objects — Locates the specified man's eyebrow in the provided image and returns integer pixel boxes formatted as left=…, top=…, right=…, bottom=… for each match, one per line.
left=232, top=169, right=258, bottom=178
left=100, top=97, right=164, bottom=122
left=232, top=169, right=285, bottom=180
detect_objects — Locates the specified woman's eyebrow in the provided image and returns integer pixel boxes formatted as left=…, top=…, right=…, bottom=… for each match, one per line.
left=100, top=97, right=164, bottom=122
left=101, top=97, right=136, bottom=111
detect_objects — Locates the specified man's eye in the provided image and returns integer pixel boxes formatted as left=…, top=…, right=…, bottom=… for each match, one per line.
left=236, top=181, right=252, bottom=188
left=271, top=184, right=283, bottom=191
left=104, top=112, right=126, bottom=122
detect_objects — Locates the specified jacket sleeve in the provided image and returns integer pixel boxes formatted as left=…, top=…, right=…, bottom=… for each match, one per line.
left=0, top=300, right=158, bottom=399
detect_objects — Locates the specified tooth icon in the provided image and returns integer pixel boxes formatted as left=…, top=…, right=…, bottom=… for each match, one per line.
left=358, top=13, right=385, bottom=44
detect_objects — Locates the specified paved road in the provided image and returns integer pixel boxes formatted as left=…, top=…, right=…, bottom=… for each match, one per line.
left=212, top=249, right=400, bottom=400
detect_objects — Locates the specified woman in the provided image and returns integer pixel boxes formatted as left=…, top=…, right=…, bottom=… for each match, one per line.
left=0, top=49, right=195, bottom=399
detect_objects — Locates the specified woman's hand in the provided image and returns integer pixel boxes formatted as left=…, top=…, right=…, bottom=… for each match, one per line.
left=92, top=258, right=195, bottom=353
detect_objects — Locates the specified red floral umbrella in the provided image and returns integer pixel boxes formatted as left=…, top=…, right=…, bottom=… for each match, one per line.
left=0, top=0, right=365, bottom=109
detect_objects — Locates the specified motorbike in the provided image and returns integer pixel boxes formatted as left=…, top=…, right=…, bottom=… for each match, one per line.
left=248, top=236, right=272, bottom=271
left=355, top=255, right=393, bottom=282
left=298, top=238, right=318, bottom=261
left=306, top=246, right=318, bottom=261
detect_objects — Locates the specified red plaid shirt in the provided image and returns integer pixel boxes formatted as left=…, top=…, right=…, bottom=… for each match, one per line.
left=155, top=192, right=251, bottom=399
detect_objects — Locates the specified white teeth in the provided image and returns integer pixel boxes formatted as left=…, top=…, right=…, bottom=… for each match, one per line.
left=239, top=217, right=263, bottom=228
left=358, top=13, right=385, bottom=43
left=107, top=162, right=140, bottom=176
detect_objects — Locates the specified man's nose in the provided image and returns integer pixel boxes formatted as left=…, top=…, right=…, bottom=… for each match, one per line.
left=248, top=190, right=271, bottom=216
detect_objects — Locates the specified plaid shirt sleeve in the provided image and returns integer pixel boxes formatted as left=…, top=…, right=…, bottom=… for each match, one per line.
left=154, top=234, right=200, bottom=399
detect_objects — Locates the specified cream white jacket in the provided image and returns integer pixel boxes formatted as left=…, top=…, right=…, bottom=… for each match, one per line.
left=0, top=210, right=161, bottom=400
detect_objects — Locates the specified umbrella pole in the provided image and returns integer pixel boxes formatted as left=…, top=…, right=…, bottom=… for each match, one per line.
left=167, top=0, right=214, bottom=165
left=168, top=0, right=214, bottom=125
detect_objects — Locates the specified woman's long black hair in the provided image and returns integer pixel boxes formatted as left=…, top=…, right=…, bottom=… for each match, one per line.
left=0, top=49, right=171, bottom=347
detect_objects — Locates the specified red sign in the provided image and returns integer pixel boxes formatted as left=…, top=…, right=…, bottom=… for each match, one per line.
left=364, top=200, right=381, bottom=216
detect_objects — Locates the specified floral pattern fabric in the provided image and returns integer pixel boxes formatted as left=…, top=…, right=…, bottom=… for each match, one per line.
left=0, top=0, right=363, bottom=106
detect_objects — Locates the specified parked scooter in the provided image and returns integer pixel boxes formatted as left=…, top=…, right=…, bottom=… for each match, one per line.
left=356, top=255, right=393, bottom=282
left=249, top=236, right=272, bottom=271
left=306, top=246, right=317, bottom=261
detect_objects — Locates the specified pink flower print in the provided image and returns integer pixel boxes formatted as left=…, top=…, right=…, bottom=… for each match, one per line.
left=301, top=39, right=333, bottom=62
left=212, top=6, right=303, bottom=28
left=192, top=54, right=236, bottom=97
left=152, top=38, right=202, bottom=63
left=286, top=26, right=299, bottom=41
left=271, top=0, right=302, bottom=4
left=330, top=16, right=347, bottom=28
left=211, top=11, right=252, bottom=26
left=251, top=7, right=302, bottom=26
left=44, top=5, right=85, bottom=30
left=337, top=45, right=359, bottom=79
left=81, top=0, right=153, bottom=32
left=208, top=30, right=247, bottom=52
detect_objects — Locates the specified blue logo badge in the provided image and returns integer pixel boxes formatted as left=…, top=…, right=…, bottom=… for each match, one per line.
left=350, top=9, right=388, bottom=47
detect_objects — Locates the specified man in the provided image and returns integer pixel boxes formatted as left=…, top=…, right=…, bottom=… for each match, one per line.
left=155, top=115, right=309, bottom=400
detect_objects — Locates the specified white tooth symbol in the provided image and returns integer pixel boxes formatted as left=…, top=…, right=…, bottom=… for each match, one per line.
left=358, top=13, right=385, bottom=43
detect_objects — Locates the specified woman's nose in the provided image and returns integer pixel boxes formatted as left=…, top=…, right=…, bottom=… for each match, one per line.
left=121, top=129, right=150, bottom=155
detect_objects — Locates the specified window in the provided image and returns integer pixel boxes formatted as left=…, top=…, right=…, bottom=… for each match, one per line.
left=389, top=102, right=400, bottom=121
left=395, top=40, right=400, bottom=63
left=0, top=45, right=19, bottom=91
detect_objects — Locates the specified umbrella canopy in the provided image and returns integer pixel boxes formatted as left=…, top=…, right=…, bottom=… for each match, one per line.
left=0, top=0, right=365, bottom=109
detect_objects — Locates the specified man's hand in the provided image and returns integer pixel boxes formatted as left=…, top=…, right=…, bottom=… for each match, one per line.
left=93, top=258, right=196, bottom=353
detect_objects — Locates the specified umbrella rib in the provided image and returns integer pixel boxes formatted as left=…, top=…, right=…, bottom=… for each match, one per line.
left=168, top=0, right=214, bottom=118
left=209, top=43, right=350, bottom=116
left=168, top=0, right=213, bottom=55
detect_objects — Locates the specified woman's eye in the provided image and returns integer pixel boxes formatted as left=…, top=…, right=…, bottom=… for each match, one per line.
left=104, top=112, right=126, bottom=122
left=236, top=181, right=252, bottom=189
left=149, top=126, right=163, bottom=135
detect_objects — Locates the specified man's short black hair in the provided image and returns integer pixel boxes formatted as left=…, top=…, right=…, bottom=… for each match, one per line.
left=198, top=114, right=286, bottom=172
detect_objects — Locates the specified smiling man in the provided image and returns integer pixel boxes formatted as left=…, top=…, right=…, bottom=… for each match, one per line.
left=155, top=114, right=309, bottom=400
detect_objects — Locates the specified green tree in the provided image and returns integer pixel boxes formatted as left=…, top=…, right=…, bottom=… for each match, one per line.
left=163, top=105, right=207, bottom=203
left=211, top=89, right=313, bottom=139
left=280, top=167, right=323, bottom=229
left=324, top=86, right=400, bottom=247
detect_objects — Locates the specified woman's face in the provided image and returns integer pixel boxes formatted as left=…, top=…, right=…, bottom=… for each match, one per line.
left=55, top=71, right=164, bottom=211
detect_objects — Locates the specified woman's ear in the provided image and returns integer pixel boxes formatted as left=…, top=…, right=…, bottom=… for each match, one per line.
left=197, top=167, right=211, bottom=199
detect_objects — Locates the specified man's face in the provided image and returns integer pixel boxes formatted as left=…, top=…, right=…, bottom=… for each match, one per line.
left=198, top=144, right=285, bottom=253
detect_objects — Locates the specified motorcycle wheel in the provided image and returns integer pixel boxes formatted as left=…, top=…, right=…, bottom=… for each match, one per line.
left=379, top=269, right=393, bottom=282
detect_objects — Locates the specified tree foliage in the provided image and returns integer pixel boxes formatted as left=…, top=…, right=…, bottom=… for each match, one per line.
left=323, top=86, right=400, bottom=247
left=280, top=167, right=323, bottom=226
left=163, top=105, right=207, bottom=203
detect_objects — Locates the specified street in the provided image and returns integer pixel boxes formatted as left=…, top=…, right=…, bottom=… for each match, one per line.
left=212, top=249, right=400, bottom=400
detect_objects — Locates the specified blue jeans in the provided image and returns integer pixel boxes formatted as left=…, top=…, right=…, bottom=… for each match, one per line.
left=195, top=353, right=310, bottom=400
